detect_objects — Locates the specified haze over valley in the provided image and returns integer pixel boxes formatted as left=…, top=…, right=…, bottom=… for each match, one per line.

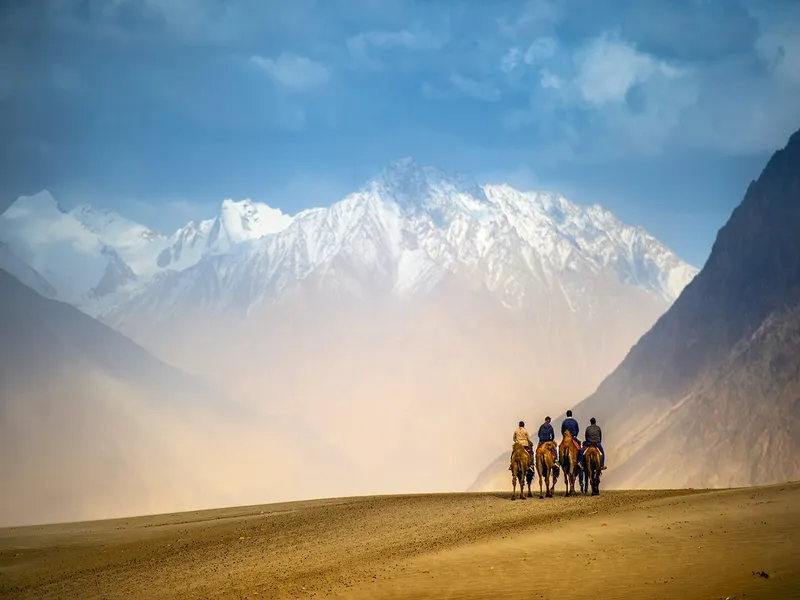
left=0, top=159, right=701, bottom=525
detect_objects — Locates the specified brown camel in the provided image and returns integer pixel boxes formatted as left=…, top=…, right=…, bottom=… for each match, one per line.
left=534, top=442, right=559, bottom=499
left=558, top=431, right=580, bottom=497
left=584, top=445, right=602, bottom=496
left=510, top=442, right=532, bottom=500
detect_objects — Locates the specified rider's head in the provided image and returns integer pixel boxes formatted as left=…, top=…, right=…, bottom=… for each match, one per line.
left=519, top=420, right=525, bottom=427
left=590, top=417, right=596, bottom=425
left=545, top=416, right=551, bottom=422
left=566, top=410, right=573, bottom=417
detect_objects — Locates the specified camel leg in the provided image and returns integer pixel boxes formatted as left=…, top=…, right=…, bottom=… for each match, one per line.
left=511, top=472, right=517, bottom=500
left=538, top=469, right=544, bottom=499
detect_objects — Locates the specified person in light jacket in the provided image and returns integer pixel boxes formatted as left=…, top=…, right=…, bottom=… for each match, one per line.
left=508, top=421, right=533, bottom=470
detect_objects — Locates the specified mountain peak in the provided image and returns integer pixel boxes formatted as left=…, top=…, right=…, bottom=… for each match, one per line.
left=365, top=158, right=489, bottom=215
left=3, top=190, right=65, bottom=219
left=214, top=197, right=294, bottom=246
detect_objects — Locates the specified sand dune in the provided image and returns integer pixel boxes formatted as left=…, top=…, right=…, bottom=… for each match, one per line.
left=1, top=483, right=798, bottom=599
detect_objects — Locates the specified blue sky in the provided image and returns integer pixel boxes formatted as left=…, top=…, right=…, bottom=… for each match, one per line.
left=2, top=0, right=799, bottom=267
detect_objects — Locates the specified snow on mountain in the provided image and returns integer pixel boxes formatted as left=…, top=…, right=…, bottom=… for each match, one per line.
left=1, top=161, right=696, bottom=320
left=0, top=191, right=133, bottom=307
left=105, top=158, right=697, bottom=323
left=154, top=199, right=294, bottom=272
left=482, top=184, right=696, bottom=302
left=69, top=204, right=167, bottom=277
left=0, top=193, right=294, bottom=308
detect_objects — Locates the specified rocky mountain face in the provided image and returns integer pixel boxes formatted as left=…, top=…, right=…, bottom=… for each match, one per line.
left=470, top=128, right=800, bottom=492
left=0, top=159, right=698, bottom=498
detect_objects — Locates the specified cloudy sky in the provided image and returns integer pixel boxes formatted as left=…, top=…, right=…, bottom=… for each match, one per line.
left=2, top=0, right=799, bottom=266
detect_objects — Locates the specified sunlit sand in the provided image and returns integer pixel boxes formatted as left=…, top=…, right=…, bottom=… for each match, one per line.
left=1, top=483, right=798, bottom=599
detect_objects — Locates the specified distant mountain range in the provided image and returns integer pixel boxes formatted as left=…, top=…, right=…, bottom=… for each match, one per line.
left=0, top=159, right=699, bottom=498
left=470, top=127, right=800, bottom=492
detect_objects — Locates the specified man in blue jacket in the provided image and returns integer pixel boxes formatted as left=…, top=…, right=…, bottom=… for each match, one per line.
left=537, top=416, right=558, bottom=462
left=561, top=410, right=581, bottom=454
left=561, top=410, right=580, bottom=439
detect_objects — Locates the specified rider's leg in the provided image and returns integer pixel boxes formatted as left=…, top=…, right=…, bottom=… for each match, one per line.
left=598, top=442, right=606, bottom=468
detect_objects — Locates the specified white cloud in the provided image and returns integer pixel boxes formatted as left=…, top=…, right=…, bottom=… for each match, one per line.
left=449, top=74, right=501, bottom=102
left=574, top=33, right=684, bottom=106
left=524, top=36, right=557, bottom=65
left=540, top=69, right=563, bottom=89
left=501, top=36, right=557, bottom=73
left=250, top=54, right=330, bottom=90
left=501, top=48, right=521, bottom=73
left=496, top=0, right=563, bottom=41
left=347, top=28, right=448, bottom=70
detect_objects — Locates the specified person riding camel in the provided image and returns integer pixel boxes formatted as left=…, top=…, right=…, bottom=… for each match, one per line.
left=509, top=420, right=533, bottom=470
left=560, top=410, right=581, bottom=453
left=537, top=416, right=558, bottom=462
left=583, top=417, right=607, bottom=470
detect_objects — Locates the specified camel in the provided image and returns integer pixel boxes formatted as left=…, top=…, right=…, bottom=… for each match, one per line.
left=534, top=441, right=560, bottom=499
left=510, top=443, right=532, bottom=500
left=583, top=445, right=602, bottom=496
left=558, top=431, right=580, bottom=497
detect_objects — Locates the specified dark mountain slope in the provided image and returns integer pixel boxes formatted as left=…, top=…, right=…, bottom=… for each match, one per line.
left=0, top=269, right=305, bottom=527
left=570, top=128, right=800, bottom=488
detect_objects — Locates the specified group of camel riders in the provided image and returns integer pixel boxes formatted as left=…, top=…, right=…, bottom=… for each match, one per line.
left=510, top=410, right=607, bottom=472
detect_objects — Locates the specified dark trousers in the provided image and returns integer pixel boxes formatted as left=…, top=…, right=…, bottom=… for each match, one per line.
left=581, top=443, right=605, bottom=467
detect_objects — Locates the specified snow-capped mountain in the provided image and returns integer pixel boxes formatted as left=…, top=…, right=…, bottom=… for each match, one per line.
left=0, top=191, right=136, bottom=308
left=0, top=193, right=294, bottom=310
left=153, top=198, right=294, bottom=273
left=105, top=158, right=696, bottom=324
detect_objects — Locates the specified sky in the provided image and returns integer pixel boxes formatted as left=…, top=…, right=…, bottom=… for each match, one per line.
left=1, top=0, right=799, bottom=268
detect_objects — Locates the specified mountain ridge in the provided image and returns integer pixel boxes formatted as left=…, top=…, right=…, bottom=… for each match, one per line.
left=0, top=161, right=698, bottom=317
left=470, top=126, right=800, bottom=492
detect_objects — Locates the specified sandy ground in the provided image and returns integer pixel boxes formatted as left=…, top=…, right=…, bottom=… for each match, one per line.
left=0, top=483, right=798, bottom=600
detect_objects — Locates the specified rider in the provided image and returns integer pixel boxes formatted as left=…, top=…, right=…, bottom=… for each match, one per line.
left=537, top=416, right=558, bottom=462
left=560, top=410, right=581, bottom=452
left=583, top=417, right=607, bottom=470
left=509, top=420, right=533, bottom=470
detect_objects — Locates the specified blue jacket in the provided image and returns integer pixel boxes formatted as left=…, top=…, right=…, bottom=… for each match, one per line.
left=537, top=422, right=555, bottom=443
left=561, top=417, right=580, bottom=439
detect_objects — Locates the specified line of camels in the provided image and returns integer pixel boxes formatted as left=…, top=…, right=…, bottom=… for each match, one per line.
left=510, top=431, right=603, bottom=500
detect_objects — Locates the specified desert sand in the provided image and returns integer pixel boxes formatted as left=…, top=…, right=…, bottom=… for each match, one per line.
left=1, top=483, right=798, bottom=599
